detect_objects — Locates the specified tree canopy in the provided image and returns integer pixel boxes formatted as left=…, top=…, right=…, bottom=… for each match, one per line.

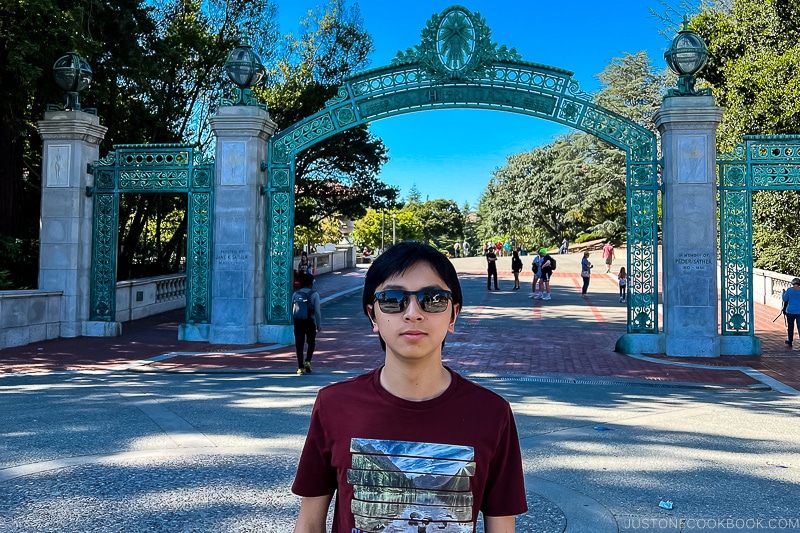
left=476, top=51, right=669, bottom=250
left=692, top=0, right=800, bottom=274
left=0, top=0, right=392, bottom=287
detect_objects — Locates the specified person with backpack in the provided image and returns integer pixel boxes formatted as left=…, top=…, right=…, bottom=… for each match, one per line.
left=293, top=272, right=321, bottom=375
left=533, top=248, right=555, bottom=300
left=511, top=249, right=523, bottom=290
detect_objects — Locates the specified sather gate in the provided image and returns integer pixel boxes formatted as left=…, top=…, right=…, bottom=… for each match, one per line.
left=265, top=5, right=660, bottom=333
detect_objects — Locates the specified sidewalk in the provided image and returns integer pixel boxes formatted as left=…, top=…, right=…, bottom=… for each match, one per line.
left=1, top=255, right=798, bottom=394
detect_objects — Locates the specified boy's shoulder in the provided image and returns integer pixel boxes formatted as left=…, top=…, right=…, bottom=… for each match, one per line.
left=316, top=368, right=510, bottom=412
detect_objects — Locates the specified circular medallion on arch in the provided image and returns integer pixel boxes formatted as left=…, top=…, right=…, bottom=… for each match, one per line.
left=436, top=7, right=476, bottom=75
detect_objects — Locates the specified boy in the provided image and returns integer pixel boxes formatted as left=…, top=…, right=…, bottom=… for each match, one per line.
left=292, top=241, right=527, bottom=532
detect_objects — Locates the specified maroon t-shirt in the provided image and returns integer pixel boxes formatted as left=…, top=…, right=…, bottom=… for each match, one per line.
left=292, top=367, right=528, bottom=532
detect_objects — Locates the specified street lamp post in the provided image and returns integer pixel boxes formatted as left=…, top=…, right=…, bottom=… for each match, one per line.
left=392, top=213, right=397, bottom=245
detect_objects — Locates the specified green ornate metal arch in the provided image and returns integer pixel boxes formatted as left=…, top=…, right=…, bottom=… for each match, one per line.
left=718, top=135, right=800, bottom=336
left=266, top=5, right=660, bottom=333
left=89, top=144, right=214, bottom=327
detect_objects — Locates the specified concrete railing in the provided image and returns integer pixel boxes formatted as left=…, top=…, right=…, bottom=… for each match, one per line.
left=294, top=247, right=355, bottom=275
left=115, top=273, right=187, bottom=322
left=0, top=290, right=63, bottom=349
left=753, top=268, right=796, bottom=311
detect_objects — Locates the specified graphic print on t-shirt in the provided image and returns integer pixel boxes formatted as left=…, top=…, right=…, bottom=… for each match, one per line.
left=348, top=438, right=476, bottom=532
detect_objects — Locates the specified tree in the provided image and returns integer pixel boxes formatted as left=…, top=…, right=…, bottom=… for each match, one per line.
left=0, top=0, right=281, bottom=286
left=477, top=51, right=668, bottom=246
left=692, top=0, right=800, bottom=273
left=352, top=209, right=423, bottom=251
left=259, top=0, right=391, bottom=230
left=405, top=199, right=464, bottom=251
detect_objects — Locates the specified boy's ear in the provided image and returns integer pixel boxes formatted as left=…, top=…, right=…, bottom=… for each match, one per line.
left=366, top=305, right=378, bottom=328
left=448, top=303, right=461, bottom=332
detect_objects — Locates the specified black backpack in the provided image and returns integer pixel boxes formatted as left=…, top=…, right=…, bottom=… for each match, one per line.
left=292, top=289, right=315, bottom=320
left=549, top=256, right=557, bottom=271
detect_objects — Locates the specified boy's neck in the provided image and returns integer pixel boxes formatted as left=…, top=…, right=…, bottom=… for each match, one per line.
left=379, top=360, right=452, bottom=402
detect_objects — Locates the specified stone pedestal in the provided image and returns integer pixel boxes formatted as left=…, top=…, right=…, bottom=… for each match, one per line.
left=208, top=106, right=277, bottom=344
left=37, top=110, right=112, bottom=337
left=655, top=96, right=725, bottom=357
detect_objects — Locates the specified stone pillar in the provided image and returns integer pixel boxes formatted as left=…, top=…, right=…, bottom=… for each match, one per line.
left=37, top=110, right=109, bottom=338
left=655, top=96, right=724, bottom=357
left=207, top=106, right=277, bottom=344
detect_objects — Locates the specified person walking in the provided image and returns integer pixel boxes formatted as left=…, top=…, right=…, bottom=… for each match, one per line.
left=617, top=266, right=628, bottom=302
left=511, top=250, right=523, bottom=290
left=602, top=242, right=615, bottom=273
left=462, top=239, right=470, bottom=257
left=292, top=273, right=321, bottom=375
left=453, top=241, right=460, bottom=258
left=528, top=251, right=543, bottom=298
left=534, top=248, right=554, bottom=300
left=485, top=244, right=499, bottom=290
left=560, top=237, right=569, bottom=254
left=782, top=278, right=800, bottom=347
left=580, top=252, right=593, bottom=299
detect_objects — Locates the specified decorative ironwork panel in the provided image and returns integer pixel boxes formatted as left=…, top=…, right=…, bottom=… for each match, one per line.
left=266, top=190, right=293, bottom=324
left=266, top=5, right=660, bottom=333
left=627, top=189, right=658, bottom=333
left=89, top=144, right=214, bottom=327
left=187, top=192, right=212, bottom=324
left=719, top=189, right=751, bottom=334
left=89, top=193, right=118, bottom=321
left=718, top=135, right=800, bottom=337
left=118, top=170, right=190, bottom=190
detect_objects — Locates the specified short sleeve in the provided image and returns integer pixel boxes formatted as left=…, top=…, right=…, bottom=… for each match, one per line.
left=292, top=395, right=337, bottom=497
left=481, top=404, right=528, bottom=517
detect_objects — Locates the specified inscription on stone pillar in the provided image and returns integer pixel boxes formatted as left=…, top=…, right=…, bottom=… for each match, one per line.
left=675, top=252, right=713, bottom=272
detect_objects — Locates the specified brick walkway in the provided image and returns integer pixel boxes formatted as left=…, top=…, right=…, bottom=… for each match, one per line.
left=1, top=255, right=798, bottom=393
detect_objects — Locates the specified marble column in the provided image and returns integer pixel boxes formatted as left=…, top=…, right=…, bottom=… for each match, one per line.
left=207, top=105, right=277, bottom=344
left=37, top=110, right=111, bottom=337
left=655, top=95, right=754, bottom=356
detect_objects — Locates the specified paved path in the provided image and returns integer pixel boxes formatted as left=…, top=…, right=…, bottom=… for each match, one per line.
left=1, top=251, right=800, bottom=531
left=2, top=251, right=798, bottom=394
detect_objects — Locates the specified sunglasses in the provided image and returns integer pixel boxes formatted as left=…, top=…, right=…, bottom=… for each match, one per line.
left=373, top=289, right=452, bottom=314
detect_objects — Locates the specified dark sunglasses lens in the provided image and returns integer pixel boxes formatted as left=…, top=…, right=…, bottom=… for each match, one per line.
left=375, top=291, right=407, bottom=313
left=420, top=291, right=450, bottom=313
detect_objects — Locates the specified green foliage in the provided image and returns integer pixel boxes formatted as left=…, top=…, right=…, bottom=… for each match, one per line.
left=574, top=232, right=603, bottom=244
left=259, top=0, right=392, bottom=229
left=0, top=236, right=38, bottom=289
left=693, top=1, right=800, bottom=274
left=294, top=217, right=345, bottom=252
left=476, top=51, right=666, bottom=247
left=405, top=199, right=464, bottom=251
left=352, top=209, right=423, bottom=251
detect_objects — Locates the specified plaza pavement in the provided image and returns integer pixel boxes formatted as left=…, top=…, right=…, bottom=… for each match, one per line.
left=1, top=250, right=799, bottom=532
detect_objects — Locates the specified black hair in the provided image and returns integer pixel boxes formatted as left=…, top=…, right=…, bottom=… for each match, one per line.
left=298, top=272, right=314, bottom=287
left=362, top=241, right=462, bottom=350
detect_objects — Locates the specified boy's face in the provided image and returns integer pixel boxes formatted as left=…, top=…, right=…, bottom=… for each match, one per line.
left=367, top=261, right=460, bottom=365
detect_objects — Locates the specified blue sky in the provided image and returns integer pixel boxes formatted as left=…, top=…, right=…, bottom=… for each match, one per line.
left=277, top=1, right=677, bottom=208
